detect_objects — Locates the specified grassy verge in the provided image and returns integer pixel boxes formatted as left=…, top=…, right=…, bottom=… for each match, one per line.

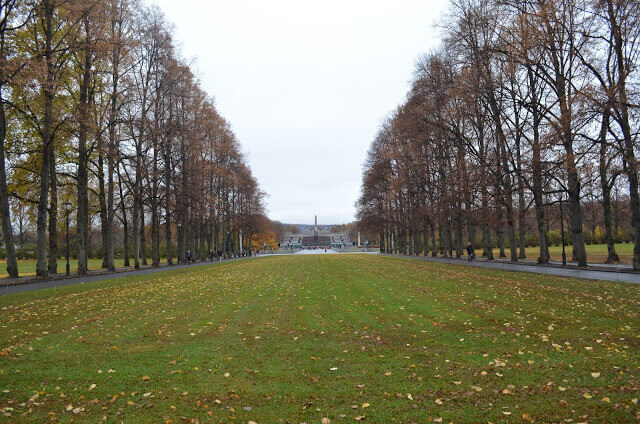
left=0, top=255, right=638, bottom=423
left=0, top=258, right=164, bottom=279
left=516, top=243, right=634, bottom=264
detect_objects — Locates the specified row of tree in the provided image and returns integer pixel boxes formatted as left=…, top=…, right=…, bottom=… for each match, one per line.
left=0, top=0, right=265, bottom=278
left=357, top=0, right=640, bottom=268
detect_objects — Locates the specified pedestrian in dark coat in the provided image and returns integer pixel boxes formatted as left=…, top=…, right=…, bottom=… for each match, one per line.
left=466, top=243, right=475, bottom=262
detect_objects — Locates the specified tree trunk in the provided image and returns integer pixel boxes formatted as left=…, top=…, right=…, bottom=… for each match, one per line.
left=199, top=223, right=205, bottom=260
left=177, top=222, right=184, bottom=263
left=552, top=40, right=587, bottom=267
left=98, top=145, right=108, bottom=268
left=0, top=92, right=17, bottom=277
left=428, top=223, right=434, bottom=256
left=76, top=39, right=91, bottom=275
left=467, top=206, right=476, bottom=249
left=455, top=211, right=463, bottom=258
left=212, top=219, right=219, bottom=255
left=606, top=0, right=640, bottom=269
left=627, top=169, right=640, bottom=270
left=598, top=111, right=619, bottom=263
left=132, top=183, right=140, bottom=269
left=481, top=186, right=493, bottom=259
left=36, top=0, right=54, bottom=278
left=118, top=178, right=130, bottom=268
left=440, top=223, right=450, bottom=258
left=105, top=148, right=115, bottom=271
left=565, top=147, right=587, bottom=267
left=164, top=144, right=172, bottom=265
left=497, top=204, right=505, bottom=258
left=527, top=66, right=550, bottom=264
left=140, top=203, right=147, bottom=265
left=489, top=94, right=517, bottom=262
left=151, top=140, right=159, bottom=267
left=422, top=224, right=428, bottom=256
left=48, top=144, right=57, bottom=275
left=516, top=140, right=526, bottom=259
left=105, top=12, right=121, bottom=273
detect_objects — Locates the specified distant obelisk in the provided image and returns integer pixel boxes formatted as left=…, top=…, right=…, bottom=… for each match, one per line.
left=313, top=215, right=319, bottom=246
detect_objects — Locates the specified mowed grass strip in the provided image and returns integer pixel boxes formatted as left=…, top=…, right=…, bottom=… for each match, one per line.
left=0, top=255, right=638, bottom=423
left=0, top=243, right=636, bottom=279
left=0, top=258, right=162, bottom=280
left=523, top=243, right=635, bottom=265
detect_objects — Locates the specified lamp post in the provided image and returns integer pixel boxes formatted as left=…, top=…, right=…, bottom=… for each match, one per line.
left=559, top=193, right=566, bottom=266
left=65, top=201, right=71, bottom=276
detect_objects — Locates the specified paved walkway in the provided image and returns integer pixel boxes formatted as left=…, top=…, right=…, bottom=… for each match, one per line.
left=0, top=257, right=250, bottom=296
left=383, top=254, right=640, bottom=284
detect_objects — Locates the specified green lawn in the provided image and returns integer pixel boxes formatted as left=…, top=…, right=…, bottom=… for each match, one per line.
left=520, top=243, right=635, bottom=264
left=1, top=243, right=636, bottom=279
left=0, top=255, right=638, bottom=423
left=0, top=258, right=162, bottom=279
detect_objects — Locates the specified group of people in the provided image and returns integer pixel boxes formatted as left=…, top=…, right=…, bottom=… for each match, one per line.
left=184, top=248, right=225, bottom=264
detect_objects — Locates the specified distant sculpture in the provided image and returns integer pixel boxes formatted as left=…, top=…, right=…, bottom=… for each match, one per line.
left=281, top=215, right=350, bottom=250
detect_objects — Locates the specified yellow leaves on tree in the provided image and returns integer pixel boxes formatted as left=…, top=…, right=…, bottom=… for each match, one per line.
left=252, top=231, right=278, bottom=250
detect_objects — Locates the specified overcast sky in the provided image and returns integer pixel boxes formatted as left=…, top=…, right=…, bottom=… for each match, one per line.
left=149, top=0, right=448, bottom=225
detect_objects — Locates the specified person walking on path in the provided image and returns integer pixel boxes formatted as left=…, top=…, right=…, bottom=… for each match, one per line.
left=209, top=249, right=214, bottom=262
left=186, top=249, right=192, bottom=264
left=466, top=243, right=475, bottom=262
left=218, top=249, right=223, bottom=261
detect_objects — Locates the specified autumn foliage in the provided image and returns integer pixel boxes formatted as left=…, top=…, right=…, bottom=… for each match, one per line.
left=358, top=0, right=640, bottom=268
left=0, top=0, right=266, bottom=277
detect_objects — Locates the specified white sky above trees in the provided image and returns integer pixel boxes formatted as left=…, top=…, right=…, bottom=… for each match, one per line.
left=149, top=0, right=448, bottom=225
